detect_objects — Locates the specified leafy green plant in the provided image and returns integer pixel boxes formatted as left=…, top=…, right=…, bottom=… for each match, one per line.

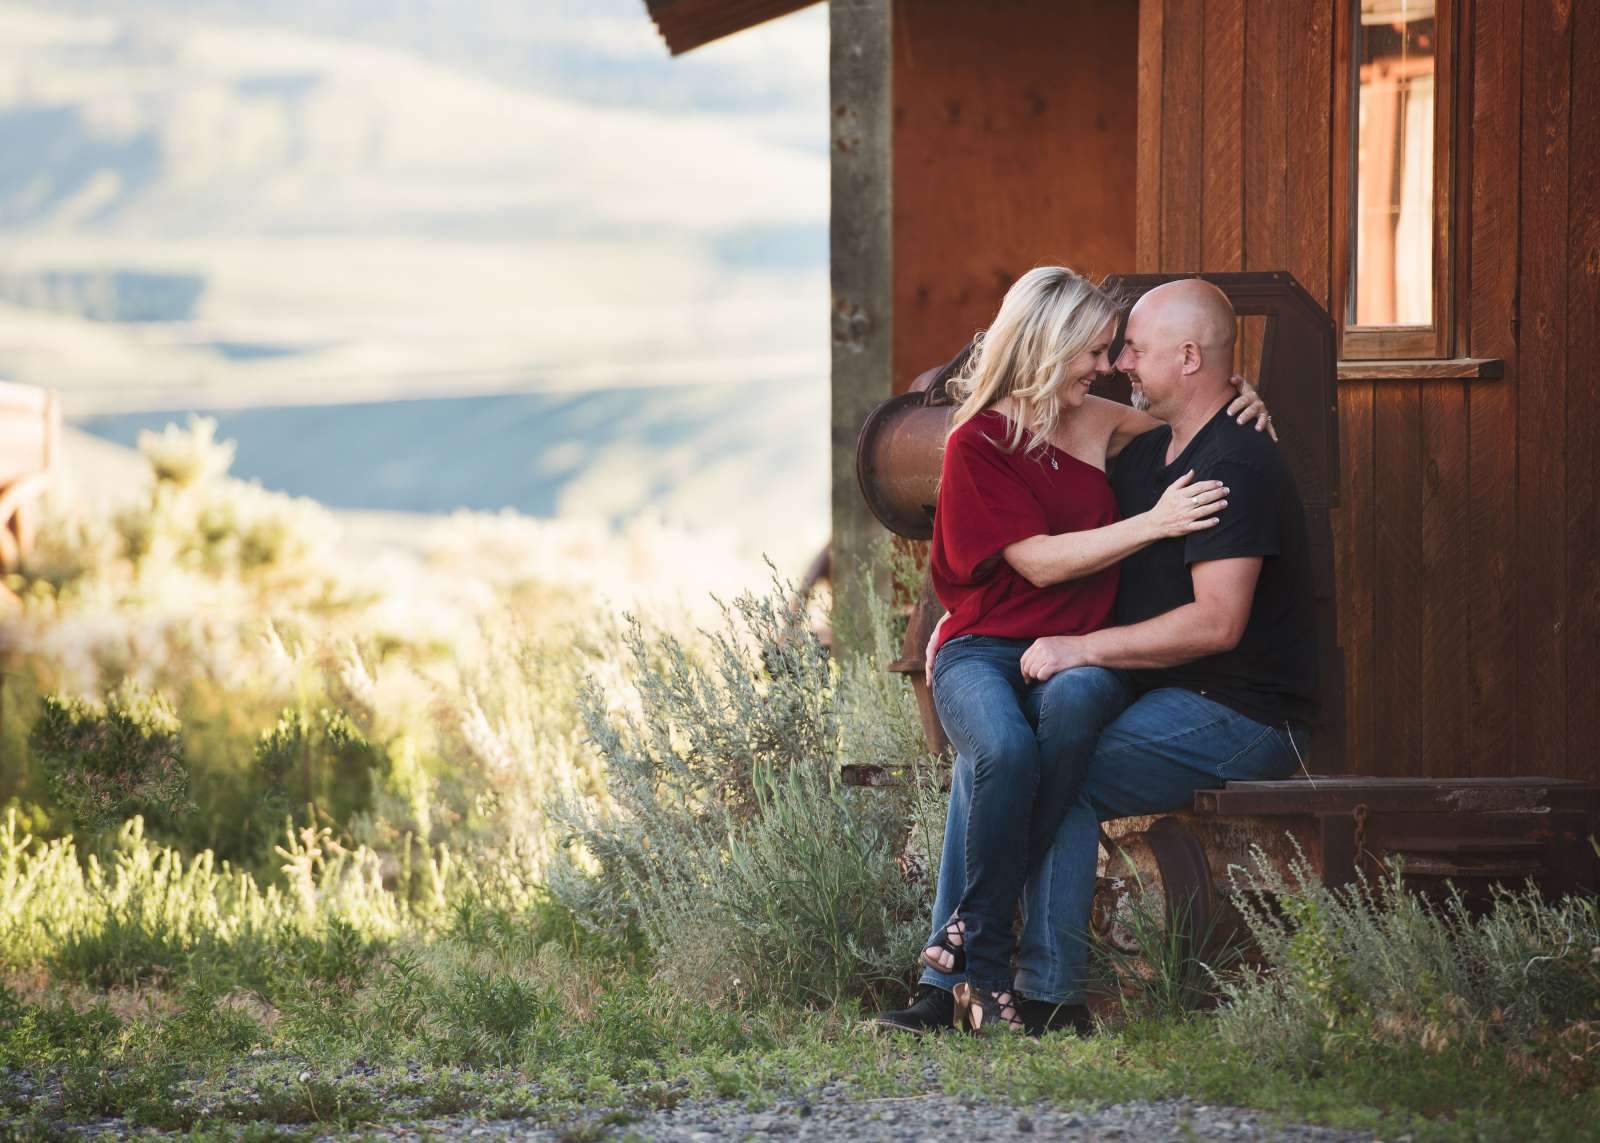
left=550, top=579, right=931, bottom=1008
left=1092, top=855, right=1244, bottom=1022
left=1218, top=842, right=1600, bottom=1085
left=29, top=685, right=190, bottom=831
left=253, top=707, right=386, bottom=833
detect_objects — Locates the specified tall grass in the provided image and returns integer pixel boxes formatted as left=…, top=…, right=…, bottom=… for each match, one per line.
left=0, top=810, right=466, bottom=986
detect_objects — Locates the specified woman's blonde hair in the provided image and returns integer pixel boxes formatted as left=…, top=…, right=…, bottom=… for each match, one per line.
left=947, top=266, right=1122, bottom=455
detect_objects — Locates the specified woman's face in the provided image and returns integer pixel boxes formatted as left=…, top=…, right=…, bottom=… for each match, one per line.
left=1057, top=318, right=1117, bottom=409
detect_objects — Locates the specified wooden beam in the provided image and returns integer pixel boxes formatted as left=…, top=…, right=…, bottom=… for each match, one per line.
left=645, top=0, right=821, bottom=56
left=1465, top=0, right=1523, bottom=778
left=1335, top=357, right=1505, bottom=381
left=830, top=0, right=893, bottom=652
left=1136, top=0, right=1166, bottom=270
left=1516, top=0, right=1572, bottom=774
left=1567, top=0, right=1600, bottom=776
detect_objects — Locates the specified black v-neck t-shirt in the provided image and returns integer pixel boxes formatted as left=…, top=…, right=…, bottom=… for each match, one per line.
left=1109, top=405, right=1319, bottom=729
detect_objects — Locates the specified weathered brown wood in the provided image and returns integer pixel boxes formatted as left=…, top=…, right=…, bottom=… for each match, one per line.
left=1451, top=0, right=1476, bottom=357
left=1334, top=380, right=1376, bottom=776
left=1137, top=0, right=1166, bottom=272
left=1465, top=0, right=1522, bottom=778
left=890, top=0, right=1137, bottom=385
left=830, top=0, right=893, bottom=653
left=645, top=0, right=820, bottom=55
left=1336, top=358, right=1505, bottom=381
left=1286, top=0, right=1332, bottom=308
left=1201, top=0, right=1244, bottom=272
left=1241, top=0, right=1288, bottom=382
left=1323, top=0, right=1367, bottom=777
left=1373, top=382, right=1423, bottom=775
left=1420, top=380, right=1470, bottom=776
left=1566, top=0, right=1600, bottom=777
left=1160, top=0, right=1204, bottom=270
left=0, top=382, right=59, bottom=574
left=1196, top=775, right=1600, bottom=818
left=1341, top=327, right=1445, bottom=360
left=1515, top=0, right=1572, bottom=775
left=1328, top=0, right=1353, bottom=352
left=1430, top=0, right=1458, bottom=359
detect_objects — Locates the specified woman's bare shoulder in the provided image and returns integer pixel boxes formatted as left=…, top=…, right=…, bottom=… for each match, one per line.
left=1080, top=394, right=1136, bottom=430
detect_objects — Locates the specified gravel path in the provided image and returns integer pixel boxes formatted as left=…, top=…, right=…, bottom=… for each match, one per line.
left=586, top=1094, right=1374, bottom=1142
left=338, top=1092, right=1381, bottom=1142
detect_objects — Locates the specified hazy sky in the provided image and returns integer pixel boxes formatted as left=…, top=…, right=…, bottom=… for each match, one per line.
left=0, top=0, right=828, bottom=410
left=0, top=1, right=832, bottom=561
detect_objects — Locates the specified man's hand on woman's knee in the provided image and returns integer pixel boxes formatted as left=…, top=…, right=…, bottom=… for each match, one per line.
left=1020, top=635, right=1090, bottom=682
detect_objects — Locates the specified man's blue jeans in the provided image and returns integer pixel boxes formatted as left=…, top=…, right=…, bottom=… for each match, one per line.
left=928, top=636, right=1132, bottom=990
left=921, top=679, right=1307, bottom=1003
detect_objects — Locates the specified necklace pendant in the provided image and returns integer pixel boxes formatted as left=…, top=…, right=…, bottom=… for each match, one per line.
left=1050, top=456, right=1060, bottom=470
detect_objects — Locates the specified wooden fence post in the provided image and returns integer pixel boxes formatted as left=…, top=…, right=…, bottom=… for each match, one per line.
left=829, top=0, right=893, bottom=654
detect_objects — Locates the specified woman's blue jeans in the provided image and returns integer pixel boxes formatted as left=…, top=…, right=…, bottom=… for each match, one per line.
left=928, top=635, right=1133, bottom=990
left=922, top=679, right=1307, bottom=1002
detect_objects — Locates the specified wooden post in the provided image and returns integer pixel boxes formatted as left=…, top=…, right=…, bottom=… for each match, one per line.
left=829, top=0, right=893, bottom=655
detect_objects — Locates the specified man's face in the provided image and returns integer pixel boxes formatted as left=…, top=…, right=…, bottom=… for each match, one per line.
left=1113, top=304, right=1180, bottom=416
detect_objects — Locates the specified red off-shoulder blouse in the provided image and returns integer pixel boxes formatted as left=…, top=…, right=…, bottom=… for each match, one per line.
left=928, top=410, right=1120, bottom=656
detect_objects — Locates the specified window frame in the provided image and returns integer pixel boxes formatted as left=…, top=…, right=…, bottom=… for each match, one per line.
left=1334, top=0, right=1465, bottom=362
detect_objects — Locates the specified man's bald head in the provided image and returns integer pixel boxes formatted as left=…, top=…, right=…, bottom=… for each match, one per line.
left=1130, top=278, right=1237, bottom=369
left=1113, top=278, right=1239, bottom=422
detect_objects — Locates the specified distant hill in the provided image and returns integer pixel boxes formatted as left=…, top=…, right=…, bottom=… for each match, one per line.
left=74, top=379, right=827, bottom=564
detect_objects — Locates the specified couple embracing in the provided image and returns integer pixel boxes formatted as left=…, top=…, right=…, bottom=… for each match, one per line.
left=875, top=268, right=1318, bottom=1036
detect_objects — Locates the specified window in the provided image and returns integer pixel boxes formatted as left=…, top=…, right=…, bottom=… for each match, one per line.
left=1340, top=0, right=1456, bottom=360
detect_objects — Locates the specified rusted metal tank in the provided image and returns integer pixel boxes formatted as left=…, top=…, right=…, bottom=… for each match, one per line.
left=855, top=359, right=957, bottom=542
left=850, top=352, right=967, bottom=761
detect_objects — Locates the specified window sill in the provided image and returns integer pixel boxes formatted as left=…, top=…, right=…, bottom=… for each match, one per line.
left=1336, top=358, right=1505, bottom=382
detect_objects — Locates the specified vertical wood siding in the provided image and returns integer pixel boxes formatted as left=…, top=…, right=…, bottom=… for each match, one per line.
left=890, top=0, right=1138, bottom=387
left=1137, top=0, right=1597, bottom=779
left=1465, top=0, right=1521, bottom=777
left=1567, top=2, right=1600, bottom=769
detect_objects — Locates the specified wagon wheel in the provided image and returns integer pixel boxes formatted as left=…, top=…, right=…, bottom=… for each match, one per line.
left=1143, top=816, right=1219, bottom=964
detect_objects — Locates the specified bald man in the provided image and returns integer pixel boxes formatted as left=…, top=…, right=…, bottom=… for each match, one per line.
left=879, top=279, right=1317, bottom=1037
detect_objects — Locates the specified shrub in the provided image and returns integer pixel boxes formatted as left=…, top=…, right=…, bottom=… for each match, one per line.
left=1217, top=844, right=1600, bottom=1085
left=29, top=685, right=190, bottom=831
left=253, top=707, right=387, bottom=835
left=550, top=580, right=932, bottom=1008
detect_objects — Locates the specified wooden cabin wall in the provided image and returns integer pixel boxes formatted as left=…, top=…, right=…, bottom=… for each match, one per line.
left=1136, top=0, right=1600, bottom=782
left=889, top=0, right=1139, bottom=390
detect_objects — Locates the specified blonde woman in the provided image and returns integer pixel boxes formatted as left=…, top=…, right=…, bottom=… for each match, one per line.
left=891, top=267, right=1269, bottom=1035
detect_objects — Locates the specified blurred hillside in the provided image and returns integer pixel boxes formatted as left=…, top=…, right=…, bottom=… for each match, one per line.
left=0, top=0, right=828, bottom=565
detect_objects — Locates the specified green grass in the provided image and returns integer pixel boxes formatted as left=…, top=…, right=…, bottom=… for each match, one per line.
left=4, top=976, right=1594, bottom=1141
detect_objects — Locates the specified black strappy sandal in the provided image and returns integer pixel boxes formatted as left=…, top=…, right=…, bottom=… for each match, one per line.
left=919, top=916, right=967, bottom=975
left=952, top=982, right=1024, bottom=1035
